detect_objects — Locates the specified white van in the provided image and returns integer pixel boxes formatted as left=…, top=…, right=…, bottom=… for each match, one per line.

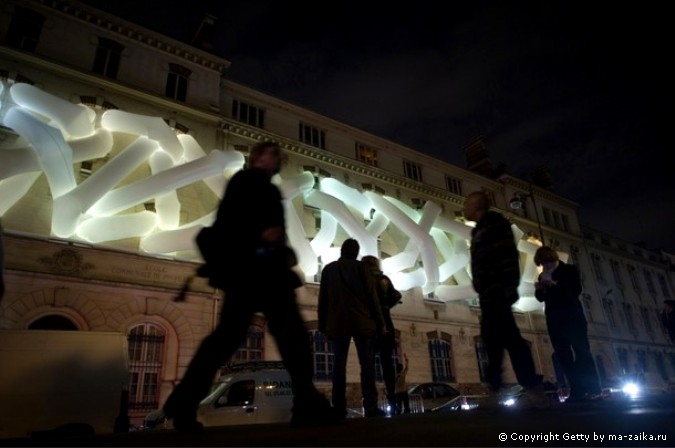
left=143, top=361, right=294, bottom=429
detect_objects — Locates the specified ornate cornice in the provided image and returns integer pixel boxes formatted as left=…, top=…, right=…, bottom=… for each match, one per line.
left=26, top=0, right=230, bottom=73
left=222, top=121, right=466, bottom=208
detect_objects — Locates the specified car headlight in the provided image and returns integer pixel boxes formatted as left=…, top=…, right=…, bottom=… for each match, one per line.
left=622, top=382, right=640, bottom=396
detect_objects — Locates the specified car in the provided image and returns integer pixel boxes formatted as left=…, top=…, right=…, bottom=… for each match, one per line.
left=407, top=382, right=480, bottom=412
left=142, top=361, right=295, bottom=430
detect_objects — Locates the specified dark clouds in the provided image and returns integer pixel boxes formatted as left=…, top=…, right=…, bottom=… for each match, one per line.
left=84, top=0, right=675, bottom=252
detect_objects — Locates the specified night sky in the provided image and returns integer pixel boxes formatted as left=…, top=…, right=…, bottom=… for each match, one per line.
left=82, top=0, right=674, bottom=253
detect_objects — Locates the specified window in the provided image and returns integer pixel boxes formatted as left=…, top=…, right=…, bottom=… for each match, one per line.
left=93, top=37, right=124, bottom=79
left=445, top=175, right=462, bottom=196
left=561, top=214, right=570, bottom=231
left=643, top=270, right=657, bottom=296
left=231, top=328, right=264, bottom=364
left=616, top=348, right=629, bottom=375
left=628, top=265, right=640, bottom=291
left=232, top=100, right=265, bottom=128
left=654, top=352, right=668, bottom=382
left=427, top=332, right=454, bottom=382
left=474, top=337, right=489, bottom=382
left=640, top=306, right=652, bottom=334
left=299, top=123, right=325, bottom=149
left=310, top=330, right=333, bottom=380
left=6, top=6, right=45, bottom=52
left=165, top=63, right=191, bottom=102
left=356, top=142, right=377, bottom=167
left=622, top=303, right=635, bottom=332
left=542, top=207, right=552, bottom=226
left=603, top=299, right=617, bottom=328
left=403, top=160, right=423, bottom=182
left=590, top=254, right=605, bottom=282
left=658, top=274, right=671, bottom=298
left=582, top=294, right=594, bottom=322
left=215, top=380, right=255, bottom=407
left=610, top=260, right=623, bottom=287
left=636, top=350, right=648, bottom=373
left=127, top=324, right=165, bottom=412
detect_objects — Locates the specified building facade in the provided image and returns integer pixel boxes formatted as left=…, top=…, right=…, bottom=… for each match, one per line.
left=1, top=0, right=673, bottom=426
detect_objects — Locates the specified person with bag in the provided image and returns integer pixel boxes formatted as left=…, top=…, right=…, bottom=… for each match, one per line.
left=534, top=246, right=602, bottom=402
left=463, top=191, right=549, bottom=409
left=362, top=255, right=402, bottom=413
left=162, top=142, right=338, bottom=432
left=318, top=239, right=386, bottom=418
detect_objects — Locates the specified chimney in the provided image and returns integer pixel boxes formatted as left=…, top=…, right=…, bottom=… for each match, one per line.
left=191, top=13, right=217, bottom=51
left=463, top=136, right=493, bottom=177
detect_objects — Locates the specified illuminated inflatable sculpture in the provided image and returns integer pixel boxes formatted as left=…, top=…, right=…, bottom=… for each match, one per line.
left=0, top=82, right=545, bottom=311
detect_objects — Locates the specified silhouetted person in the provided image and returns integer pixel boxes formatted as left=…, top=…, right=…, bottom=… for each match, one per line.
left=463, top=191, right=548, bottom=408
left=362, top=255, right=402, bottom=412
left=534, top=246, right=601, bottom=402
left=163, top=142, right=337, bottom=432
left=318, top=239, right=386, bottom=418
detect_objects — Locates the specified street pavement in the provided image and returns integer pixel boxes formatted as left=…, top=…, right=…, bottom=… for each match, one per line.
left=2, top=394, right=674, bottom=447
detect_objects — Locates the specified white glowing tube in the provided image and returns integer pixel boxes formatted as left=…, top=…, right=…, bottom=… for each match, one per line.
left=431, top=228, right=469, bottom=281
left=52, top=137, right=158, bottom=237
left=518, top=239, right=541, bottom=283
left=77, top=212, right=157, bottom=243
left=4, top=107, right=76, bottom=198
left=284, top=199, right=318, bottom=275
left=366, top=211, right=389, bottom=238
left=140, top=225, right=202, bottom=255
left=69, top=128, right=114, bottom=162
left=304, top=189, right=377, bottom=256
left=513, top=295, right=544, bottom=312
left=0, top=172, right=41, bottom=215
left=432, top=215, right=473, bottom=240
left=511, top=223, right=525, bottom=242
left=388, top=269, right=426, bottom=292
left=278, top=172, right=315, bottom=200
left=88, top=149, right=230, bottom=217
left=10, top=83, right=94, bottom=139
left=0, top=147, right=39, bottom=180
left=101, top=110, right=183, bottom=162
left=319, top=178, right=372, bottom=217
left=310, top=211, right=337, bottom=256
left=435, top=284, right=477, bottom=302
left=149, top=151, right=181, bottom=230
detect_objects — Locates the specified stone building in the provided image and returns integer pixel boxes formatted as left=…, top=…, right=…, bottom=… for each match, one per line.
left=1, top=0, right=673, bottom=427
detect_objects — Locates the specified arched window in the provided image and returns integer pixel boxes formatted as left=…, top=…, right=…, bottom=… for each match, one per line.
left=127, top=324, right=165, bottom=412
left=28, top=314, right=78, bottom=330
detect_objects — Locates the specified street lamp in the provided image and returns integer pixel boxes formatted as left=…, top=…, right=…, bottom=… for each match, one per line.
left=509, top=188, right=545, bottom=244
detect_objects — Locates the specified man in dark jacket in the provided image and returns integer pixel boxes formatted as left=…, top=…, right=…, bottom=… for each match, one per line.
left=318, top=239, right=386, bottom=418
left=463, top=191, right=548, bottom=408
left=534, top=246, right=602, bottom=402
left=163, top=142, right=337, bottom=432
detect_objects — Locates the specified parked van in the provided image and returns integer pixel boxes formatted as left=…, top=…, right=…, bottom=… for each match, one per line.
left=0, top=330, right=129, bottom=439
left=143, top=361, right=294, bottom=429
